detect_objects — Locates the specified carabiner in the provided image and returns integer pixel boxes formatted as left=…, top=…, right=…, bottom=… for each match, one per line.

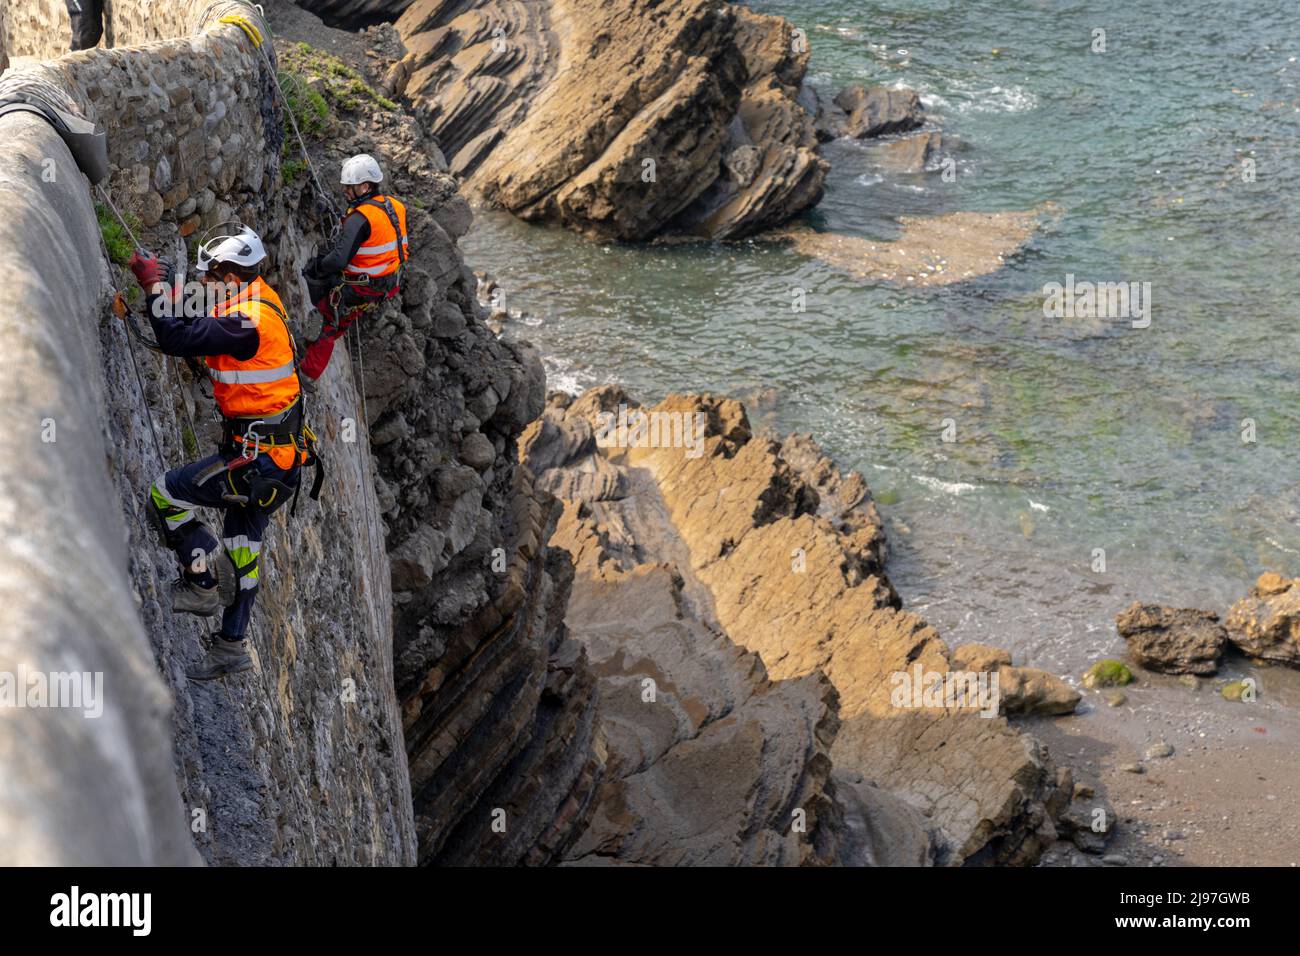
left=241, top=420, right=265, bottom=461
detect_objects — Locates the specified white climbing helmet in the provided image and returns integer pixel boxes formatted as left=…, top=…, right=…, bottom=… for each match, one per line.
left=340, top=153, right=383, bottom=186
left=196, top=223, right=267, bottom=273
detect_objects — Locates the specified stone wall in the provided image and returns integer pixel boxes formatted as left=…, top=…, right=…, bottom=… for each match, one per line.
left=0, top=0, right=417, bottom=864
left=0, top=111, right=197, bottom=865
left=5, top=0, right=256, bottom=58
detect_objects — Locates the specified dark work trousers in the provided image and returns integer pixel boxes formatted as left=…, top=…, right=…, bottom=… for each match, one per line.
left=149, top=449, right=300, bottom=639
left=65, top=0, right=105, bottom=51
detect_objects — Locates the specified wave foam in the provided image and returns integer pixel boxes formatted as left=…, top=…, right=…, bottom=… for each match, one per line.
left=914, top=474, right=979, bottom=496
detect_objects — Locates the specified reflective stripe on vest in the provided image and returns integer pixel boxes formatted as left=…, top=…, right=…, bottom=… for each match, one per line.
left=355, top=236, right=409, bottom=256
left=207, top=360, right=297, bottom=384
left=205, top=279, right=300, bottom=420
left=346, top=196, right=407, bottom=279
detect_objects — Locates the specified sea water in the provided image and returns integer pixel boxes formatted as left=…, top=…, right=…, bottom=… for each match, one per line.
left=461, top=0, right=1300, bottom=675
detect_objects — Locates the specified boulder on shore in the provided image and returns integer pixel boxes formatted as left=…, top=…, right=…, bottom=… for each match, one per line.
left=1225, top=573, right=1300, bottom=667
left=812, top=84, right=925, bottom=141
left=949, top=645, right=1079, bottom=717
left=999, top=666, right=1082, bottom=717
left=1115, top=603, right=1228, bottom=675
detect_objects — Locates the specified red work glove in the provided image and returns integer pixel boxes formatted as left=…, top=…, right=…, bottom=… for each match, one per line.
left=129, top=250, right=183, bottom=313
left=128, top=249, right=170, bottom=288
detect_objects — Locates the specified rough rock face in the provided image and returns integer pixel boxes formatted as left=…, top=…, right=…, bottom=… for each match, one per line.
left=1225, top=573, right=1300, bottom=666
left=1115, top=604, right=1228, bottom=675
left=815, top=84, right=925, bottom=141
left=525, top=387, right=1072, bottom=865
left=527, top=400, right=845, bottom=864
left=949, top=645, right=1078, bottom=716
left=387, top=0, right=827, bottom=240
left=264, top=1, right=606, bottom=865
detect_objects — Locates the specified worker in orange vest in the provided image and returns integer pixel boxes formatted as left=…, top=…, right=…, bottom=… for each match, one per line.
left=129, top=226, right=318, bottom=680
left=300, top=154, right=409, bottom=380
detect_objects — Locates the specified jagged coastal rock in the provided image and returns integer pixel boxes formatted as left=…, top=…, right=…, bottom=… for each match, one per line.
left=523, top=387, right=1075, bottom=865
left=388, top=0, right=827, bottom=240
left=1114, top=604, right=1228, bottom=675
left=1224, top=573, right=1300, bottom=666
left=812, top=84, right=926, bottom=141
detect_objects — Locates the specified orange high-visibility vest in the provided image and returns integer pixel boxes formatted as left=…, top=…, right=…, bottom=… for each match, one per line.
left=206, top=278, right=302, bottom=470
left=346, top=195, right=408, bottom=279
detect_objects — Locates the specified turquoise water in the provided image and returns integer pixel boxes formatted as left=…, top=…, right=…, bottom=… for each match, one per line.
left=461, top=0, right=1300, bottom=671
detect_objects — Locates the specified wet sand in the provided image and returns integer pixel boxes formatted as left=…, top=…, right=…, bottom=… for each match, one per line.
left=773, top=206, right=1056, bottom=286
left=1028, top=665, right=1300, bottom=867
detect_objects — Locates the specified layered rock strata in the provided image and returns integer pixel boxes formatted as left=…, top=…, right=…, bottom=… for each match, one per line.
left=524, top=387, right=1073, bottom=865
left=387, top=0, right=827, bottom=240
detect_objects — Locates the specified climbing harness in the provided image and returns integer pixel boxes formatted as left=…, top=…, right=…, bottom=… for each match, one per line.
left=213, top=291, right=327, bottom=514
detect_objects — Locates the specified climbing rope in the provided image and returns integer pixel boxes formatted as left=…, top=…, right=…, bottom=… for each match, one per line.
left=98, top=185, right=212, bottom=472
left=97, top=184, right=175, bottom=470
left=221, top=21, right=389, bottom=535
left=347, top=318, right=380, bottom=547
left=247, top=29, right=342, bottom=235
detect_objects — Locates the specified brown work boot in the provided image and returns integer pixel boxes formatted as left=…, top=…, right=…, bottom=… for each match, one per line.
left=187, top=637, right=253, bottom=681
left=170, top=578, right=221, bottom=617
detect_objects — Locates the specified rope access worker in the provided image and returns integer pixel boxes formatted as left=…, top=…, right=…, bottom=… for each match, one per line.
left=299, top=153, right=409, bottom=381
left=129, top=226, right=317, bottom=681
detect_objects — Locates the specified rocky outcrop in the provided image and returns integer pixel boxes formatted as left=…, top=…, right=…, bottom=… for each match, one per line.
left=387, top=0, right=827, bottom=240
left=950, top=645, right=1079, bottom=716
left=1225, top=573, right=1300, bottom=666
left=529, top=402, right=847, bottom=864
left=525, top=388, right=1071, bottom=865
left=813, top=84, right=925, bottom=141
left=267, top=1, right=606, bottom=866
left=1115, top=604, right=1228, bottom=675
left=873, top=129, right=943, bottom=174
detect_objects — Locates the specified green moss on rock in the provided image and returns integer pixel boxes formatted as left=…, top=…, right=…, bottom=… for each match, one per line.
left=1220, top=680, right=1256, bottom=702
left=1083, top=659, right=1134, bottom=689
